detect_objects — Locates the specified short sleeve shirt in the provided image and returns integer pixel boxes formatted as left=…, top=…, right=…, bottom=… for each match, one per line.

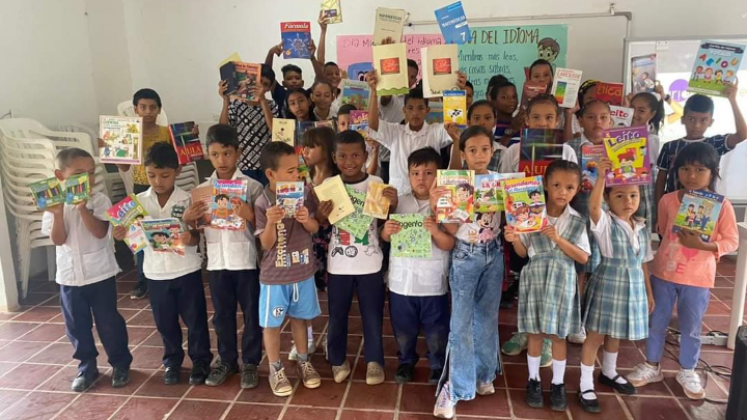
left=657, top=136, right=730, bottom=194
left=228, top=99, right=280, bottom=171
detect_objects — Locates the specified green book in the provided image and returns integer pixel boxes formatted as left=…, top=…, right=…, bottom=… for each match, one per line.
left=337, top=186, right=374, bottom=240
left=390, top=214, right=432, bottom=258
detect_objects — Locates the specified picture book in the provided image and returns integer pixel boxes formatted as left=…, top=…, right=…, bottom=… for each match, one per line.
left=521, top=81, right=548, bottom=110
left=276, top=181, right=305, bottom=218
left=688, top=40, right=745, bottom=97
left=320, top=0, right=342, bottom=24
left=190, top=185, right=213, bottom=228
left=390, top=214, right=432, bottom=258
left=502, top=176, right=548, bottom=234
left=281, top=22, right=312, bottom=59
left=272, top=118, right=296, bottom=147
left=434, top=1, right=471, bottom=45
left=337, top=186, right=374, bottom=240
left=362, top=182, right=390, bottom=219
left=594, top=82, right=624, bottom=106
left=443, top=90, right=467, bottom=128
left=672, top=190, right=724, bottom=242
left=211, top=179, right=248, bottom=230
left=421, top=44, right=460, bottom=98
left=602, top=126, right=652, bottom=187
left=313, top=175, right=355, bottom=224
left=436, top=170, right=475, bottom=223
left=340, top=79, right=371, bottom=110
left=349, top=111, right=369, bottom=137
left=610, top=105, right=634, bottom=127
left=99, top=115, right=143, bottom=165
left=580, top=145, right=605, bottom=193
left=348, top=62, right=375, bottom=82
left=107, top=195, right=149, bottom=253
left=631, top=54, right=657, bottom=94
left=64, top=173, right=90, bottom=204
left=373, top=43, right=409, bottom=96
left=29, top=177, right=65, bottom=210
left=474, top=172, right=524, bottom=213
left=219, top=61, right=262, bottom=102
left=519, top=129, right=564, bottom=177
left=140, top=218, right=186, bottom=256
left=373, top=7, right=407, bottom=45
left=551, top=68, right=583, bottom=109
left=426, top=101, right=444, bottom=124
left=169, top=121, right=204, bottom=165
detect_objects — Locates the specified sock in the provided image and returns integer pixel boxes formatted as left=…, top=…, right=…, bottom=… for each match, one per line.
left=580, top=363, right=597, bottom=400
left=527, top=355, right=541, bottom=381
left=272, top=361, right=282, bottom=371
left=603, top=351, right=627, bottom=384
left=297, top=353, right=309, bottom=363
left=551, top=359, right=566, bottom=385
left=307, top=325, right=314, bottom=339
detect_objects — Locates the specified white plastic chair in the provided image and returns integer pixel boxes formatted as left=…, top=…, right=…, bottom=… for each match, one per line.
left=117, top=101, right=169, bottom=126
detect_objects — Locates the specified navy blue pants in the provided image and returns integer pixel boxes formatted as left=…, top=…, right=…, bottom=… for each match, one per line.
left=327, top=272, right=385, bottom=366
left=60, top=277, right=133, bottom=375
left=389, top=292, right=449, bottom=370
left=148, top=271, right=212, bottom=368
left=208, top=269, right=262, bottom=366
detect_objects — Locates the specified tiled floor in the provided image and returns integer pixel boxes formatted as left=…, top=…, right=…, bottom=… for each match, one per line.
left=0, top=257, right=742, bottom=420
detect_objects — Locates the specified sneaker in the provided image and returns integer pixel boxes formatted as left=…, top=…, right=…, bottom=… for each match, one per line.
left=111, top=367, right=131, bottom=388
left=476, top=381, right=495, bottom=396
left=501, top=333, right=528, bottom=356
left=429, top=368, right=443, bottom=386
left=240, top=364, right=259, bottom=389
left=676, top=369, right=705, bottom=400
left=71, top=370, right=99, bottom=392
left=189, top=361, right=210, bottom=385
left=163, top=366, right=181, bottom=385
left=394, top=363, right=415, bottom=384
left=269, top=364, right=293, bottom=397
left=549, top=383, right=567, bottom=412
left=298, top=361, right=322, bottom=389
left=288, top=341, right=317, bottom=361
left=627, top=362, right=663, bottom=388
left=568, top=328, right=587, bottom=344
left=205, top=362, right=238, bottom=387
left=366, top=362, right=385, bottom=385
left=332, top=360, right=351, bottom=383
left=130, top=282, right=147, bottom=300
left=540, top=338, right=553, bottom=368
left=526, top=379, right=543, bottom=408
left=433, top=382, right=455, bottom=419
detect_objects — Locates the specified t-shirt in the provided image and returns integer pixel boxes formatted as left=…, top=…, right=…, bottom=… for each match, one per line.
left=133, top=126, right=171, bottom=185
left=656, top=135, right=731, bottom=194
left=455, top=170, right=503, bottom=244
left=228, top=99, right=280, bottom=171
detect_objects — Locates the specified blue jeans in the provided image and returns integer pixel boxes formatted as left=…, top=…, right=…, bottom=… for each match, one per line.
left=446, top=239, right=504, bottom=402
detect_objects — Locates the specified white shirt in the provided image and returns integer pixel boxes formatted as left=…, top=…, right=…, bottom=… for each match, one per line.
left=455, top=170, right=503, bottom=244
left=201, top=170, right=263, bottom=271
left=379, top=95, right=405, bottom=124
left=519, top=204, right=591, bottom=258
left=387, top=194, right=449, bottom=296
left=591, top=211, right=654, bottom=262
left=137, top=187, right=202, bottom=280
left=499, top=142, right=578, bottom=174
left=314, top=106, right=337, bottom=121
left=41, top=193, right=120, bottom=287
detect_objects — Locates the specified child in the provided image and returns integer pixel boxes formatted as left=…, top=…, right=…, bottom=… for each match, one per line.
left=449, top=100, right=506, bottom=172
left=115, top=143, right=211, bottom=385
left=490, top=79, right=522, bottom=146
left=528, top=59, right=554, bottom=91
left=382, top=147, right=453, bottom=385
left=183, top=124, right=263, bottom=389
left=577, top=156, right=655, bottom=413
left=284, top=88, right=316, bottom=122
left=266, top=40, right=323, bottom=108
left=465, top=80, right=475, bottom=109
left=628, top=143, right=738, bottom=399
left=336, top=104, right=356, bottom=133
left=504, top=160, right=590, bottom=411
left=254, top=141, right=323, bottom=396
left=563, top=80, right=599, bottom=142
left=41, top=148, right=132, bottom=391
left=310, top=80, right=337, bottom=121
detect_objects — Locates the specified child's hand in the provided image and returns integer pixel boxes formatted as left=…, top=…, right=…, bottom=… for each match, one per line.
left=456, top=71, right=468, bottom=90
left=266, top=205, right=285, bottom=224
left=380, top=36, right=396, bottom=45
left=510, top=109, right=526, bottom=132
left=540, top=225, right=560, bottom=243
left=383, top=219, right=401, bottom=236
left=724, top=81, right=738, bottom=101
left=97, top=137, right=106, bottom=149
left=317, top=200, right=334, bottom=220
left=623, top=92, right=634, bottom=108
left=677, top=229, right=704, bottom=250
left=654, top=84, right=665, bottom=99
left=218, top=80, right=229, bottom=99
left=250, top=84, right=266, bottom=102
left=365, top=138, right=379, bottom=150
left=598, top=157, right=613, bottom=175
left=382, top=187, right=398, bottom=210
left=318, top=11, right=329, bottom=30
left=647, top=293, right=655, bottom=315
left=47, top=203, right=65, bottom=216
left=445, top=122, right=461, bottom=141
left=295, top=206, right=310, bottom=224
left=76, top=200, right=89, bottom=212
left=112, top=225, right=128, bottom=241
left=234, top=200, right=254, bottom=222
left=192, top=124, right=200, bottom=136
left=503, top=226, right=519, bottom=243
left=429, top=184, right=449, bottom=212
left=423, top=216, right=439, bottom=235
left=270, top=43, right=283, bottom=57
left=309, top=39, right=317, bottom=59
left=365, top=71, right=379, bottom=90
left=183, top=201, right=208, bottom=224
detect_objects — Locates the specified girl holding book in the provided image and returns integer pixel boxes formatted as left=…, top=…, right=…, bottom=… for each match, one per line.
left=528, top=59, right=554, bottom=93
left=285, top=88, right=316, bottom=122
left=310, top=81, right=337, bottom=121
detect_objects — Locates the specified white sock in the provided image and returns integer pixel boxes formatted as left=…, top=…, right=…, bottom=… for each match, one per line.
left=551, top=359, right=566, bottom=385
left=603, top=351, right=627, bottom=384
left=527, top=355, right=541, bottom=381
left=307, top=326, right=314, bottom=345
left=580, top=363, right=597, bottom=400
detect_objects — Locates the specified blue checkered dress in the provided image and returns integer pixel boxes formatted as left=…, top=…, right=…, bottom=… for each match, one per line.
left=635, top=181, right=656, bottom=229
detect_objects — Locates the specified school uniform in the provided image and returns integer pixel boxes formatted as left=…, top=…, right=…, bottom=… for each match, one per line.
left=498, top=140, right=578, bottom=174
left=567, top=135, right=604, bottom=273
left=376, top=95, right=405, bottom=184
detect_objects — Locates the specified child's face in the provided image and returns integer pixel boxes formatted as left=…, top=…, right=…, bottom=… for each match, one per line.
left=605, top=185, right=640, bottom=220
left=631, top=97, right=656, bottom=127
left=581, top=102, right=612, bottom=142
left=456, top=186, right=470, bottom=202
left=337, top=114, right=351, bottom=132
left=545, top=169, right=579, bottom=208
left=324, top=65, right=342, bottom=87
left=681, top=111, right=714, bottom=139
left=333, top=142, right=367, bottom=179
left=302, top=144, right=326, bottom=166
left=408, top=162, right=438, bottom=199
left=288, top=92, right=311, bottom=120
left=283, top=71, right=304, bottom=89
left=526, top=102, right=558, bottom=129
left=312, top=84, right=333, bottom=111
left=517, top=211, right=529, bottom=222
left=208, top=143, right=239, bottom=179
left=146, top=166, right=179, bottom=195
left=530, top=64, right=553, bottom=86
left=494, top=86, right=518, bottom=116
left=403, top=98, right=428, bottom=129
left=706, top=68, right=714, bottom=76
left=407, top=66, right=419, bottom=89
left=154, top=234, right=168, bottom=244
left=56, top=156, right=96, bottom=185
left=465, top=86, right=474, bottom=108
left=581, top=85, right=598, bottom=105
left=216, top=197, right=229, bottom=208
left=134, top=98, right=161, bottom=125
left=469, top=104, right=496, bottom=132
left=269, top=153, right=301, bottom=184
left=463, top=134, right=493, bottom=172
left=677, top=162, right=713, bottom=191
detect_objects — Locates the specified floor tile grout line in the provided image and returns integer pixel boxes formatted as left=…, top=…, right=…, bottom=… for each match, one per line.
left=216, top=347, right=270, bottom=420
left=334, top=317, right=365, bottom=420
left=614, top=393, right=635, bottom=420
left=393, top=377, right=403, bottom=420
left=501, top=363, right=516, bottom=420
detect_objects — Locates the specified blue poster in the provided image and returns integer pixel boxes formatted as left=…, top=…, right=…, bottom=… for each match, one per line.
left=435, top=2, right=472, bottom=45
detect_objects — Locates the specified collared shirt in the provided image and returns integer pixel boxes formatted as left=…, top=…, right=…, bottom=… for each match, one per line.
left=591, top=211, right=654, bottom=262
left=656, top=135, right=731, bottom=194
left=520, top=204, right=591, bottom=258
left=499, top=141, right=578, bottom=174
left=228, top=99, right=280, bottom=172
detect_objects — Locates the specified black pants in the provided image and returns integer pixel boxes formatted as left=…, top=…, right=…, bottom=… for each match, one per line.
left=389, top=292, right=449, bottom=370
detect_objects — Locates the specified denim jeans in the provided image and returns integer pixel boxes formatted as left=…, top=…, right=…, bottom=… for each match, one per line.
left=446, top=239, right=504, bottom=402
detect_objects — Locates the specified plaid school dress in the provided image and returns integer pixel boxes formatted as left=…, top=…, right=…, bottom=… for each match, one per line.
left=635, top=181, right=656, bottom=229
left=582, top=215, right=651, bottom=341
left=518, top=211, right=586, bottom=338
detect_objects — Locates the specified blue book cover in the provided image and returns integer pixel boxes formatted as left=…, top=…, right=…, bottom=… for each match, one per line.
left=434, top=1, right=471, bottom=45
left=281, top=22, right=312, bottom=59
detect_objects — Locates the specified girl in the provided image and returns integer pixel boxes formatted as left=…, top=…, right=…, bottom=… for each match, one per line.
left=505, top=160, right=591, bottom=412
left=578, top=156, right=655, bottom=413
left=310, top=81, right=337, bottom=121
left=627, top=143, right=738, bottom=400
left=490, top=79, right=522, bottom=147
left=628, top=91, right=665, bottom=226
left=564, top=80, right=599, bottom=142
left=285, top=88, right=316, bottom=122
left=449, top=100, right=504, bottom=171
left=528, top=59, right=554, bottom=92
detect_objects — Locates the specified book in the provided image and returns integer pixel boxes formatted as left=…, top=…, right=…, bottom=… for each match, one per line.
left=107, top=195, right=149, bottom=253
left=672, top=190, right=724, bottom=242
left=320, top=0, right=342, bottom=24
left=631, top=54, right=657, bottom=94
left=99, top=115, right=143, bottom=164
left=610, top=105, right=634, bottom=127
left=219, top=61, right=262, bottom=102
left=434, top=1, right=472, bottom=45
left=551, top=68, right=583, bottom=108
left=313, top=175, right=355, bottom=224
left=373, top=7, right=407, bottom=45
left=426, top=101, right=444, bottom=124
left=29, top=177, right=65, bottom=210
left=390, top=214, right=432, bottom=258
left=211, top=179, right=248, bottom=230
left=373, top=43, right=409, bottom=96
left=362, top=182, right=390, bottom=219
left=580, top=145, right=605, bottom=193
left=64, top=173, right=90, bottom=204
left=602, top=126, right=652, bottom=187
left=340, top=79, right=371, bottom=110
left=474, top=172, right=524, bottom=213
left=337, top=186, right=374, bottom=240
left=349, top=111, right=369, bottom=137
left=276, top=181, right=305, bottom=218
left=421, top=44, right=460, bottom=98
left=272, top=118, right=296, bottom=147
left=281, top=22, right=312, bottom=59
left=502, top=176, right=548, bottom=234
left=218, top=52, right=242, bottom=68
left=190, top=185, right=213, bottom=228
left=140, top=218, right=186, bottom=256
left=436, top=170, right=475, bottom=223
left=519, top=129, right=564, bottom=177
left=594, top=82, right=624, bottom=106
left=169, top=121, right=204, bottom=165
left=442, top=90, right=467, bottom=128
left=688, top=40, right=745, bottom=97
left=521, top=81, right=548, bottom=110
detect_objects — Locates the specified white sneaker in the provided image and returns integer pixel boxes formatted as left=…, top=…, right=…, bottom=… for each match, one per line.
left=568, top=327, right=587, bottom=344
left=676, top=369, right=705, bottom=400
left=269, top=364, right=293, bottom=397
left=332, top=360, right=351, bottom=383
left=476, top=381, right=495, bottom=396
left=627, top=363, right=663, bottom=387
left=298, top=361, right=322, bottom=389
left=366, top=362, right=385, bottom=385
left=288, top=341, right=317, bottom=361
left=433, top=382, right=455, bottom=419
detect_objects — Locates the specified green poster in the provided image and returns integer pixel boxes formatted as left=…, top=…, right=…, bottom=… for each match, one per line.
left=337, top=186, right=374, bottom=240
left=390, top=214, right=432, bottom=259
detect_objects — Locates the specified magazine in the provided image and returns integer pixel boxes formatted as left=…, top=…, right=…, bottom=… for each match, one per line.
left=320, top=0, right=342, bottom=24
left=272, top=118, right=296, bottom=146
left=211, top=179, right=248, bottom=230
left=436, top=170, right=475, bottom=223
left=610, top=105, right=634, bottom=127
left=474, top=172, right=524, bottom=213
left=340, top=79, right=371, bottom=110
left=442, top=90, right=467, bottom=128
left=373, top=7, right=407, bottom=45
left=362, top=182, right=390, bottom=219
left=313, top=175, right=355, bottom=224
left=29, top=177, right=65, bottom=210
left=602, top=126, right=652, bottom=186
left=169, top=121, right=204, bottom=165
left=140, top=218, right=186, bottom=256
left=107, top=195, right=149, bottom=253
left=551, top=68, right=583, bottom=109
left=426, top=101, right=444, bottom=124
left=502, top=176, right=548, bottom=234
left=219, top=61, right=262, bottom=102
left=337, top=186, right=374, bottom=240
left=276, top=181, right=305, bottom=218
left=390, top=214, right=432, bottom=258
left=190, top=185, right=213, bottom=228
left=580, top=145, right=605, bottom=193
left=64, top=173, right=90, bottom=204
left=672, top=190, right=724, bottom=242
left=688, top=40, right=745, bottom=97
left=281, top=22, right=312, bottom=59
left=99, top=115, right=143, bottom=165
left=421, top=44, right=460, bottom=98
left=594, top=82, right=624, bottom=106
left=373, top=43, right=409, bottom=96
left=349, top=111, right=369, bottom=137
left=519, top=129, right=564, bottom=177
left=521, top=81, right=548, bottom=110
left=631, top=54, right=657, bottom=94
left=434, top=1, right=471, bottom=45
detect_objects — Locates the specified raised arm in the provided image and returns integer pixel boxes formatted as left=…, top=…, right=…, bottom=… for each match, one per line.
left=265, top=43, right=282, bottom=69
left=317, top=13, right=328, bottom=66
left=367, top=71, right=381, bottom=132
left=590, top=158, right=612, bottom=225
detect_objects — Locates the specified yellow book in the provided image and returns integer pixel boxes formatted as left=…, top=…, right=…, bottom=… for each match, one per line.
left=362, top=182, right=391, bottom=219
left=272, top=118, right=296, bottom=147
left=443, top=90, right=467, bottom=128
left=313, top=175, right=355, bottom=224
left=321, top=0, right=342, bottom=24
left=218, top=52, right=242, bottom=68
left=373, top=43, right=409, bottom=96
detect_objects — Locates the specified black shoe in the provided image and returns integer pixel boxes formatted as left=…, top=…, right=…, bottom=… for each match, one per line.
left=549, top=383, right=567, bottom=412
left=71, top=370, right=99, bottom=392
left=428, top=368, right=443, bottom=386
left=205, top=362, right=238, bottom=387
left=189, top=361, right=210, bottom=385
left=111, top=367, right=131, bottom=388
left=599, top=373, right=637, bottom=395
left=163, top=366, right=181, bottom=385
left=578, top=389, right=601, bottom=413
left=394, top=363, right=415, bottom=384
left=526, top=379, right=543, bottom=408
left=241, top=364, right=259, bottom=389
left=130, top=283, right=147, bottom=300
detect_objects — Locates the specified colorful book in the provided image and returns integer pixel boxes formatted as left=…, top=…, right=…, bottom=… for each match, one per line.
left=390, top=214, right=432, bottom=258
left=602, top=126, right=652, bottom=187
left=519, top=129, right=564, bottom=177
left=169, top=121, right=204, bottom=165
left=99, top=115, right=143, bottom=164
left=521, top=81, right=548, bottom=110
left=610, top=105, right=634, bottom=127
left=362, top=182, right=390, bottom=219
left=107, top=195, right=149, bottom=253
left=426, top=101, right=444, bottom=124
left=211, top=179, right=248, bottom=230
left=140, top=218, right=186, bottom=256
left=474, top=172, right=524, bottom=213
left=373, top=7, right=407, bottom=45
left=276, top=181, right=305, bottom=218
left=340, top=79, right=371, bottom=110
left=688, top=40, right=745, bottom=97
left=272, top=118, right=296, bottom=147
left=436, top=170, right=474, bottom=223
left=29, top=177, right=65, bottom=210
left=580, top=145, right=605, bottom=193
left=219, top=61, right=262, bottom=102
left=631, top=54, right=657, bottom=94
left=421, top=44, right=460, bottom=98
left=442, top=90, right=467, bottom=128
left=281, top=22, right=312, bottom=59
left=348, top=62, right=375, bottom=82
left=313, top=175, right=355, bottom=224
left=502, top=176, right=548, bottom=234
left=64, top=173, right=90, bottom=204
left=349, top=111, right=369, bottom=137
left=337, top=186, right=374, bottom=240
left=434, top=1, right=471, bottom=45
left=190, top=185, right=213, bottom=228
left=594, top=82, right=624, bottom=106
left=320, top=0, right=342, bottom=24
left=373, top=43, right=409, bottom=96
left=672, top=190, right=724, bottom=242
left=551, top=68, right=583, bottom=109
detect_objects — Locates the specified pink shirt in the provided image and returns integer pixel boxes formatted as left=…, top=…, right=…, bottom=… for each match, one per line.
left=652, top=192, right=739, bottom=288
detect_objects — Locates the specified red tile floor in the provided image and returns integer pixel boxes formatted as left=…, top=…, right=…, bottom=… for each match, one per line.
left=0, top=256, right=742, bottom=420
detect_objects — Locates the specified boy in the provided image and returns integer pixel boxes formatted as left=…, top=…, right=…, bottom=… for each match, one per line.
left=182, top=124, right=263, bottom=389
left=381, top=147, right=453, bottom=385
left=254, top=142, right=323, bottom=396
left=114, top=143, right=212, bottom=385
left=266, top=41, right=323, bottom=108
left=465, top=80, right=475, bottom=109
left=41, top=148, right=132, bottom=392
left=655, top=85, right=746, bottom=203
left=317, top=131, right=398, bottom=385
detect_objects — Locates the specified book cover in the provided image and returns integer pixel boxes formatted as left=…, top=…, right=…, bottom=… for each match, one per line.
left=373, top=7, right=407, bottom=45
left=140, top=218, right=186, bottom=256
left=320, top=0, right=342, bottom=24
left=99, top=115, right=143, bottom=165
left=218, top=52, right=242, bottom=68
left=442, top=90, right=467, bottom=128
left=107, top=195, right=149, bottom=253
left=688, top=40, right=745, bottom=97
left=602, top=126, right=652, bottom=187
left=421, top=44, right=460, bottom=98
left=169, top=121, right=204, bottom=165
left=594, top=82, right=624, bottom=106
left=211, top=179, right=248, bottom=230
left=610, top=105, right=634, bottom=127
left=337, top=186, right=374, bottom=240
left=434, top=1, right=472, bottom=45
left=672, top=190, right=724, bottom=242
left=580, top=145, right=605, bottom=193
left=373, top=43, right=409, bottom=96
left=362, top=182, right=390, bottom=219
left=436, top=170, right=475, bottom=223
left=281, top=22, right=312, bottom=59
left=426, top=101, right=444, bottom=124
left=348, top=62, right=375, bottom=82
left=313, top=175, right=355, bottom=224
left=340, top=79, right=371, bottom=110
left=272, top=118, right=296, bottom=147
left=190, top=185, right=213, bottom=228
left=64, top=173, right=90, bottom=204
left=474, top=172, right=524, bottom=213
left=551, top=68, right=583, bottom=109
left=521, top=81, right=548, bottom=110
left=29, top=177, right=65, bottom=210
left=349, top=111, right=369, bottom=137
left=219, top=61, right=262, bottom=102
left=276, top=181, right=305, bottom=218
left=519, top=129, right=564, bottom=177
left=502, top=176, right=548, bottom=234
left=390, top=214, right=432, bottom=258
left=631, top=54, right=657, bottom=94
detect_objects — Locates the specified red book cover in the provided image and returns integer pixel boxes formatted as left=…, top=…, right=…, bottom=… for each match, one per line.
left=169, top=121, right=204, bottom=165
left=521, top=81, right=548, bottom=109
left=594, top=82, right=624, bottom=106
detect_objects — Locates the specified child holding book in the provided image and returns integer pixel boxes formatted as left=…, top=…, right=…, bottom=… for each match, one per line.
left=284, top=88, right=317, bottom=122
left=627, top=91, right=665, bottom=226
left=528, top=59, right=554, bottom=92
left=449, top=100, right=507, bottom=171
left=628, top=142, right=738, bottom=400
left=41, top=148, right=132, bottom=392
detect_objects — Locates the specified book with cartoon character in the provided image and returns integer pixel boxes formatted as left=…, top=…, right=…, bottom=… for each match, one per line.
left=602, top=126, right=651, bottom=187
left=502, top=176, right=548, bottom=234
left=519, top=129, right=564, bottom=177
left=610, top=105, right=634, bottom=127
left=594, top=82, right=624, bottom=106
left=64, top=173, right=90, bottom=205
left=474, top=172, right=524, bottom=213
left=276, top=181, right=305, bottom=218
left=436, top=170, right=474, bottom=223
left=99, top=115, right=143, bottom=164
left=631, top=54, right=656, bottom=94
left=219, top=61, right=262, bottom=103
left=687, top=41, right=745, bottom=97
left=107, top=195, right=150, bottom=253
left=580, top=145, right=605, bottom=193
left=210, top=179, right=248, bottom=230
left=442, top=90, right=467, bottom=128
left=362, top=182, right=391, bottom=219
left=29, top=177, right=65, bottom=210
left=281, top=22, right=312, bottom=59
left=421, top=44, right=460, bottom=98
left=672, top=190, right=723, bottom=242
left=390, top=214, right=432, bottom=258
left=373, top=43, right=409, bottom=96
left=340, top=80, right=371, bottom=110
left=337, top=186, right=374, bottom=240
left=272, top=118, right=296, bottom=147
left=349, top=111, right=369, bottom=138
left=313, top=175, right=355, bottom=224
left=320, top=0, right=342, bottom=24
left=169, top=121, right=204, bottom=165
left=140, top=218, right=185, bottom=256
